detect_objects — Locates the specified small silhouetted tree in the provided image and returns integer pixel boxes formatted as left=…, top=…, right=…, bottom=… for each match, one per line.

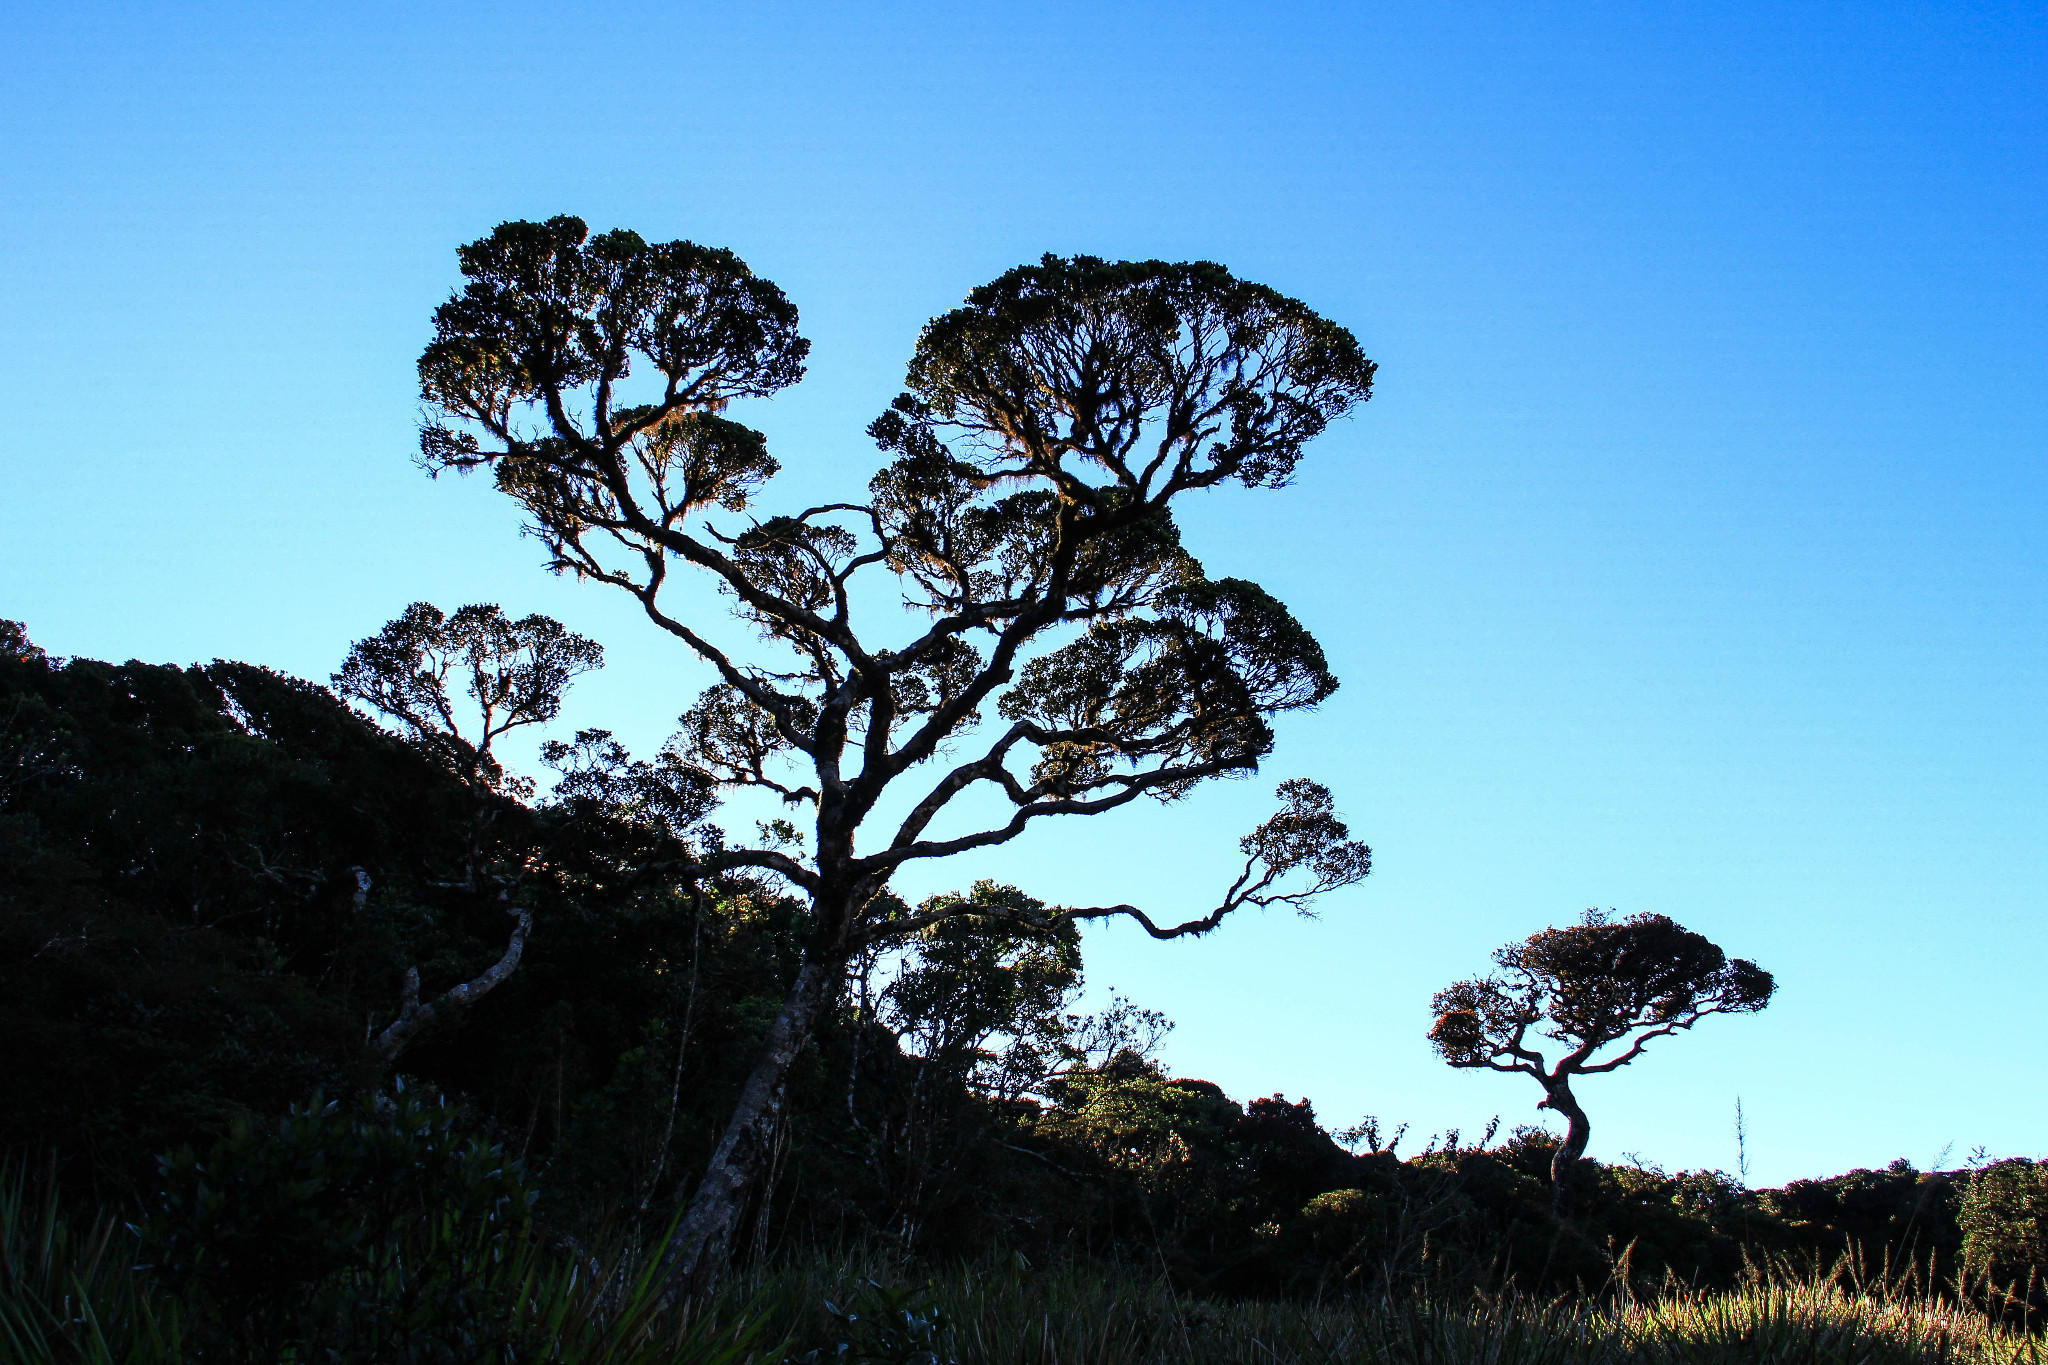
left=414, top=217, right=1376, bottom=1287
left=334, top=602, right=606, bottom=1069
left=1428, top=910, right=1774, bottom=1216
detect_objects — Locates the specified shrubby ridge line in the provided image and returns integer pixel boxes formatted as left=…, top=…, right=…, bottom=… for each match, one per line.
left=3, top=614, right=2045, bottom=1356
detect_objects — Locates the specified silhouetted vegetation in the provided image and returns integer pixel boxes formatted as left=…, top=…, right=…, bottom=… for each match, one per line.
left=4, top=616, right=2044, bottom=1362
left=1429, top=911, right=1775, bottom=1216
left=2, top=231, right=2040, bottom=1360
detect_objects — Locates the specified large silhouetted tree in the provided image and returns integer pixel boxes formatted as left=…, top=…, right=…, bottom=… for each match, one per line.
left=1428, top=911, right=1774, bottom=1216
left=415, top=217, right=1376, bottom=1288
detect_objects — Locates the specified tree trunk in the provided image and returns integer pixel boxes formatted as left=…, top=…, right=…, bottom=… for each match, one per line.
left=1545, top=1080, right=1592, bottom=1218
left=658, top=952, right=839, bottom=1297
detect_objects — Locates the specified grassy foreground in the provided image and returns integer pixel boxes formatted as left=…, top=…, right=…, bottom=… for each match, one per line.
left=735, top=1256, right=2042, bottom=1365
left=3, top=1172, right=2040, bottom=1365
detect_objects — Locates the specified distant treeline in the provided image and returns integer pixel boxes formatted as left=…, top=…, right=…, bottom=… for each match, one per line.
left=2, top=619, right=2042, bottom=1306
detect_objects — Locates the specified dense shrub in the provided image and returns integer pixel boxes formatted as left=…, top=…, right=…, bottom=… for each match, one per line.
left=139, top=1085, right=536, bottom=1362
left=1959, top=1159, right=2048, bottom=1309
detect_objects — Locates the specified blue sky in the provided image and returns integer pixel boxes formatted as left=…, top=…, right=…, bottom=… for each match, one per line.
left=3, top=1, right=2042, bottom=1184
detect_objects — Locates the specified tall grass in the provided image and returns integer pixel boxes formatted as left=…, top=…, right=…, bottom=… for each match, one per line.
left=0, top=1164, right=181, bottom=1364
left=4, top=1175, right=2039, bottom=1364
left=0, top=1170, right=776, bottom=1365
left=721, top=1252, right=2044, bottom=1365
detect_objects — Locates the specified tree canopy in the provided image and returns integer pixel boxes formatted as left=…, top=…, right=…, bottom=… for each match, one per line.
left=414, top=216, right=1378, bottom=1283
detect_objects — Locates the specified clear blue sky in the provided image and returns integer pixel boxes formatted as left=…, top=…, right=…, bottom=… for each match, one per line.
left=4, top=1, right=2042, bottom=1185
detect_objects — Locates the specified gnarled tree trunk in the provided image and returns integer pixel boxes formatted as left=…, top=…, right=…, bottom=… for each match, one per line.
left=1542, top=1078, right=1592, bottom=1218
left=658, top=951, right=841, bottom=1297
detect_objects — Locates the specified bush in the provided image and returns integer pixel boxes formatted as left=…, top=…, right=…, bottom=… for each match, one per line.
left=1959, top=1159, right=2048, bottom=1306
left=138, top=1082, right=536, bottom=1362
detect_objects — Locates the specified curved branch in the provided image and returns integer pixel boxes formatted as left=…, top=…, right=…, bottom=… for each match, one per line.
left=633, top=846, right=822, bottom=895
left=881, top=721, right=1034, bottom=850
left=630, top=584, right=822, bottom=760
left=860, top=753, right=1252, bottom=876
left=368, top=897, right=531, bottom=1066
left=865, top=787, right=1152, bottom=871
left=851, top=884, right=1271, bottom=949
left=1569, top=1008, right=1725, bottom=1076
left=1450, top=1057, right=1542, bottom=1078
left=606, top=473, right=881, bottom=674
left=1504, top=1016, right=1548, bottom=1073
left=850, top=793, right=1367, bottom=949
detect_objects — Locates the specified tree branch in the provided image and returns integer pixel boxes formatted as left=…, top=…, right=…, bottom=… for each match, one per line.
left=632, top=846, right=822, bottom=896
left=368, top=896, right=531, bottom=1065
left=1569, top=1009, right=1723, bottom=1076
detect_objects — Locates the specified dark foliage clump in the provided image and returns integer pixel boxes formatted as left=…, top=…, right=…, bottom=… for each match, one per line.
left=141, top=1084, right=536, bottom=1362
